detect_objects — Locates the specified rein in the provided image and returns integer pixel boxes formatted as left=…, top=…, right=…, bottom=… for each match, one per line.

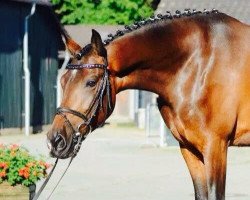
left=33, top=61, right=112, bottom=199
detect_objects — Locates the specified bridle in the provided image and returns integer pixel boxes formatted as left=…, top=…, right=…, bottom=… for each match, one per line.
left=56, top=60, right=112, bottom=156
left=33, top=59, right=112, bottom=200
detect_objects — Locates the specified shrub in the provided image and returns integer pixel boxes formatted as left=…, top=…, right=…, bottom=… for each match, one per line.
left=0, top=144, right=50, bottom=187
left=51, top=0, right=156, bottom=25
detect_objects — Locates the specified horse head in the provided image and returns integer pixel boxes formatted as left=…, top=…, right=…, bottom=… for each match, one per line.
left=47, top=30, right=116, bottom=159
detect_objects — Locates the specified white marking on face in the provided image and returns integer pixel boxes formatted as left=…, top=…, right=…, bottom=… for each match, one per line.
left=71, top=69, right=78, bottom=78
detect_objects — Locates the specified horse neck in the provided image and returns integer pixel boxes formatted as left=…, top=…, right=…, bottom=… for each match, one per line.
left=106, top=21, right=197, bottom=96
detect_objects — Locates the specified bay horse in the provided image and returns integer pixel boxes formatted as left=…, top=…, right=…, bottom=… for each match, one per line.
left=47, top=9, right=250, bottom=200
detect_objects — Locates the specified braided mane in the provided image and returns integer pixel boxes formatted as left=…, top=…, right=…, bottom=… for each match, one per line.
left=103, top=9, right=219, bottom=45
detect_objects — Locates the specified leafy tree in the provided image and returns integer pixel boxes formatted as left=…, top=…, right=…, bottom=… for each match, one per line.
left=51, top=0, right=157, bottom=25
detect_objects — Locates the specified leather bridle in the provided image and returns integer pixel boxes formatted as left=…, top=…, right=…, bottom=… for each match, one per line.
left=56, top=60, right=113, bottom=156
left=33, top=60, right=113, bottom=200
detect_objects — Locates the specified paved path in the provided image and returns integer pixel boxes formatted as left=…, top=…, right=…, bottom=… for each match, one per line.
left=1, top=125, right=250, bottom=200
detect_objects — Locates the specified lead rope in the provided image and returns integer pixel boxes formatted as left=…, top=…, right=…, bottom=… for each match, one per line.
left=32, top=156, right=74, bottom=200
left=33, top=134, right=83, bottom=200
left=32, top=158, right=59, bottom=200
left=45, top=124, right=85, bottom=199
left=45, top=157, right=74, bottom=200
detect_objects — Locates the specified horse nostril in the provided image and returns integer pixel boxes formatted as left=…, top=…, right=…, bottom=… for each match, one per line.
left=54, top=134, right=67, bottom=151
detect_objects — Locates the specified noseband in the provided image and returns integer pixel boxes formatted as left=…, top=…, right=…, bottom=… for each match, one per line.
left=56, top=60, right=112, bottom=156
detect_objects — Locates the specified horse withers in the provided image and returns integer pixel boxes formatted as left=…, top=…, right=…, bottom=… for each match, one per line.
left=47, top=10, right=250, bottom=200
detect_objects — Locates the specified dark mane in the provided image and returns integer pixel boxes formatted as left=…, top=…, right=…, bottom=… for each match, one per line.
left=103, top=9, right=219, bottom=46
left=76, top=44, right=92, bottom=59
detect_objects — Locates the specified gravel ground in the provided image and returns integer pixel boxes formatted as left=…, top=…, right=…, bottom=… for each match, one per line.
left=1, top=125, right=250, bottom=200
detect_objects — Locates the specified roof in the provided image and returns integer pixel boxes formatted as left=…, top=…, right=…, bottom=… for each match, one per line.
left=156, top=0, right=250, bottom=24
left=9, top=0, right=51, bottom=6
left=64, top=25, right=123, bottom=48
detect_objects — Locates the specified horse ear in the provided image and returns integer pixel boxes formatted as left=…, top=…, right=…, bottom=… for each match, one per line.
left=65, top=37, right=82, bottom=56
left=91, top=29, right=107, bottom=57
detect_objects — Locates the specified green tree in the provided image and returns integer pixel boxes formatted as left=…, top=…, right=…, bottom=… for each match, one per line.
left=51, top=0, right=156, bottom=25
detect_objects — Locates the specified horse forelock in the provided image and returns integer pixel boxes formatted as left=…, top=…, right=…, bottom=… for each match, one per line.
left=76, top=44, right=92, bottom=59
left=103, top=9, right=220, bottom=46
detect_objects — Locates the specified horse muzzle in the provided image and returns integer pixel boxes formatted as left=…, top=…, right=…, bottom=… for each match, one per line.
left=47, top=125, right=90, bottom=159
left=47, top=131, right=74, bottom=159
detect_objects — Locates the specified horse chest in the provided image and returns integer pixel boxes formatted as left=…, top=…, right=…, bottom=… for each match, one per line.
left=157, top=97, right=207, bottom=148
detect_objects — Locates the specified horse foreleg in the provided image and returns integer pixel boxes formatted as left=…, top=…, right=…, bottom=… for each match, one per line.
left=203, top=139, right=228, bottom=200
left=180, top=144, right=208, bottom=200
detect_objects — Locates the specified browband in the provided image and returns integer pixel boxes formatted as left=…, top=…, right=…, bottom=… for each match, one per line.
left=66, top=63, right=107, bottom=69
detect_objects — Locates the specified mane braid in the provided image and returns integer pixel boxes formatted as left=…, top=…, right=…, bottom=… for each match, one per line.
left=103, top=8, right=219, bottom=45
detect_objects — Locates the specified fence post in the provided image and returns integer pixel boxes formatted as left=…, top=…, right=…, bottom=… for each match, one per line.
left=159, top=117, right=168, bottom=147
left=145, top=103, right=151, bottom=137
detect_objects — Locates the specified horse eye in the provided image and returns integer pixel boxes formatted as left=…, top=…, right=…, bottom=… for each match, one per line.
left=86, top=80, right=96, bottom=87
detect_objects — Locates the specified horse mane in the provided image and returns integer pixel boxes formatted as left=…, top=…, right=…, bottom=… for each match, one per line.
left=103, top=9, right=219, bottom=46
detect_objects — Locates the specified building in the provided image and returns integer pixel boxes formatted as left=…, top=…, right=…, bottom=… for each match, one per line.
left=0, top=0, right=63, bottom=133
